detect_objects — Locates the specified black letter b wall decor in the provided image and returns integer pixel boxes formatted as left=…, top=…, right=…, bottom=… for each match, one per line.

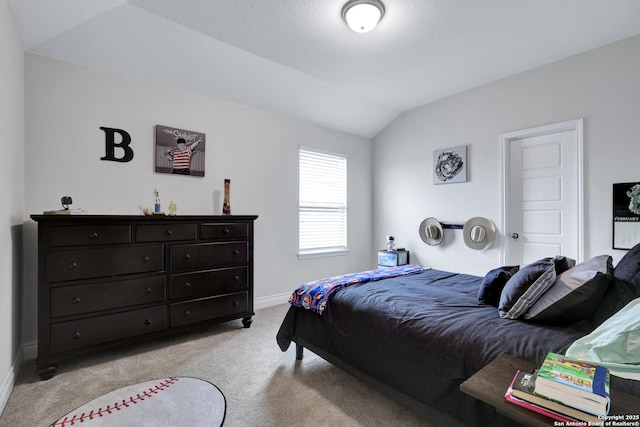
left=100, top=127, right=134, bottom=162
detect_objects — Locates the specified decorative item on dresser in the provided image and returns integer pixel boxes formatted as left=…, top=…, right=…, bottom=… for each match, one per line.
left=223, top=179, right=231, bottom=215
left=30, top=214, right=258, bottom=380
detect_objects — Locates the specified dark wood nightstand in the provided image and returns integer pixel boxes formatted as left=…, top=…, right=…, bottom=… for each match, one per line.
left=460, top=353, right=640, bottom=427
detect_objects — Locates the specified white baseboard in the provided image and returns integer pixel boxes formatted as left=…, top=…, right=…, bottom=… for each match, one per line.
left=254, top=292, right=290, bottom=310
left=0, top=348, right=23, bottom=417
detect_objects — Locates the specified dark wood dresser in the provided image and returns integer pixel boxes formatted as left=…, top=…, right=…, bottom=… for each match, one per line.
left=30, top=214, right=258, bottom=380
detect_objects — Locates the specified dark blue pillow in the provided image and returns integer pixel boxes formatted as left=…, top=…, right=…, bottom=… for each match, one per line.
left=613, top=242, right=640, bottom=288
left=591, top=242, right=640, bottom=326
left=478, top=265, right=519, bottom=307
left=498, top=256, right=576, bottom=319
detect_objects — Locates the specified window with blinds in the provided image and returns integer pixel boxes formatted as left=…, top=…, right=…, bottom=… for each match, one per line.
left=299, top=147, right=348, bottom=257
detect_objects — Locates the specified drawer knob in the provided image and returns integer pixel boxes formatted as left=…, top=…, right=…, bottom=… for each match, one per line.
left=184, top=254, right=191, bottom=261
left=184, top=310, right=191, bottom=317
left=89, top=232, right=99, bottom=239
left=72, top=297, right=81, bottom=305
left=232, top=250, right=240, bottom=256
left=141, top=256, right=150, bottom=263
left=184, top=282, right=191, bottom=289
left=145, top=287, right=152, bottom=295
left=233, top=275, right=240, bottom=282
left=145, top=319, right=152, bottom=326
left=165, top=229, right=173, bottom=236
left=72, top=331, right=81, bottom=340
left=223, top=228, right=230, bottom=234
left=232, top=301, right=240, bottom=307
left=68, top=261, right=78, bottom=269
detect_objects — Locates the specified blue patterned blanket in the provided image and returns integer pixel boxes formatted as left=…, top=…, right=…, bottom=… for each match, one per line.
left=288, top=264, right=429, bottom=315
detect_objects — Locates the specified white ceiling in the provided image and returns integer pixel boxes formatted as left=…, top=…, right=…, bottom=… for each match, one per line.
left=8, top=0, right=640, bottom=137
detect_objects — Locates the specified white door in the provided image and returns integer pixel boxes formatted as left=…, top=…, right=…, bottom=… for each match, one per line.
left=502, top=120, right=583, bottom=266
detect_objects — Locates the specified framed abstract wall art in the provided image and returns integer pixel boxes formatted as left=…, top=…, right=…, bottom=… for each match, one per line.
left=433, top=145, right=467, bottom=184
left=155, top=125, right=206, bottom=177
left=613, top=182, right=640, bottom=249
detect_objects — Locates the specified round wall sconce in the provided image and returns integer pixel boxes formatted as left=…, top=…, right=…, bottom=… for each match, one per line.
left=341, top=0, right=385, bottom=33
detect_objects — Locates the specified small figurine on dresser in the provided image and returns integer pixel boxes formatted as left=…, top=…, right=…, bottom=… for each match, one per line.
left=143, top=190, right=165, bottom=215
left=168, top=201, right=177, bottom=216
left=153, top=189, right=164, bottom=215
left=154, top=189, right=161, bottom=213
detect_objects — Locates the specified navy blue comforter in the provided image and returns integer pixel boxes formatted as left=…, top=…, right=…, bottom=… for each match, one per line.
left=276, top=269, right=598, bottom=425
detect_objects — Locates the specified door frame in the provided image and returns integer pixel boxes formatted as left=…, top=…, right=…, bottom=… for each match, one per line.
left=499, top=118, right=584, bottom=265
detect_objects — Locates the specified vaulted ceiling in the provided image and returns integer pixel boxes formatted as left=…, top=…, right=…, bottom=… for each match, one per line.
left=8, top=0, right=640, bottom=137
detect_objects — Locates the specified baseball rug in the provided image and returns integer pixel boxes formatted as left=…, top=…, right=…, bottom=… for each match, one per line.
left=50, top=377, right=226, bottom=426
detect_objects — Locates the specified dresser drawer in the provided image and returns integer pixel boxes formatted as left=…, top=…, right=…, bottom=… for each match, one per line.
left=50, top=306, right=166, bottom=354
left=170, top=292, right=248, bottom=328
left=135, top=223, right=197, bottom=242
left=51, top=276, right=166, bottom=318
left=170, top=267, right=247, bottom=300
left=47, top=245, right=163, bottom=282
left=51, top=225, right=131, bottom=247
left=170, top=242, right=248, bottom=270
left=200, top=223, right=248, bottom=240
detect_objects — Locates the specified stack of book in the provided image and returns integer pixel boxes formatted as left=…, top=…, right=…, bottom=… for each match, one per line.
left=505, top=352, right=610, bottom=424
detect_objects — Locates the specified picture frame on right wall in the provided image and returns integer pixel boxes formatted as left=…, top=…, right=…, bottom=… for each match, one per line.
left=613, top=182, right=640, bottom=249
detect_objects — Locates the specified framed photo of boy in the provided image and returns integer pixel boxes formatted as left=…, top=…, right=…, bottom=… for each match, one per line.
left=155, top=125, right=206, bottom=177
left=613, top=182, right=640, bottom=249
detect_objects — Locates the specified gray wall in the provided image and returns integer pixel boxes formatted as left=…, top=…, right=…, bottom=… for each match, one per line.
left=373, top=35, right=640, bottom=275
left=0, top=0, right=25, bottom=413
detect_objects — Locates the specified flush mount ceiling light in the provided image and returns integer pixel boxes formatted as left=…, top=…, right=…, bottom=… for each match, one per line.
left=341, top=0, right=385, bottom=33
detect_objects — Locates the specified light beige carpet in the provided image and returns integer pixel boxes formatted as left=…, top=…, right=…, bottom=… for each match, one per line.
left=0, top=304, right=464, bottom=427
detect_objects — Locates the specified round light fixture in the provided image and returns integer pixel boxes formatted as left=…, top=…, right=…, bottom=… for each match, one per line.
left=341, top=0, right=385, bottom=33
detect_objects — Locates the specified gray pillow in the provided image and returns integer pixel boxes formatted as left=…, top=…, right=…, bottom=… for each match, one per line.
left=523, top=255, right=613, bottom=324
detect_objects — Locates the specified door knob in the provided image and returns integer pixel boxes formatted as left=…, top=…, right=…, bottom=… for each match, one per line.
left=511, top=233, right=519, bottom=239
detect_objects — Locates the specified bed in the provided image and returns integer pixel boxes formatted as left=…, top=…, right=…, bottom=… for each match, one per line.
left=276, top=246, right=640, bottom=426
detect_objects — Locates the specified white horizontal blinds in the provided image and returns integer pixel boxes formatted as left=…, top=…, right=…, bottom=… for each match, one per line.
left=299, top=147, right=347, bottom=251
